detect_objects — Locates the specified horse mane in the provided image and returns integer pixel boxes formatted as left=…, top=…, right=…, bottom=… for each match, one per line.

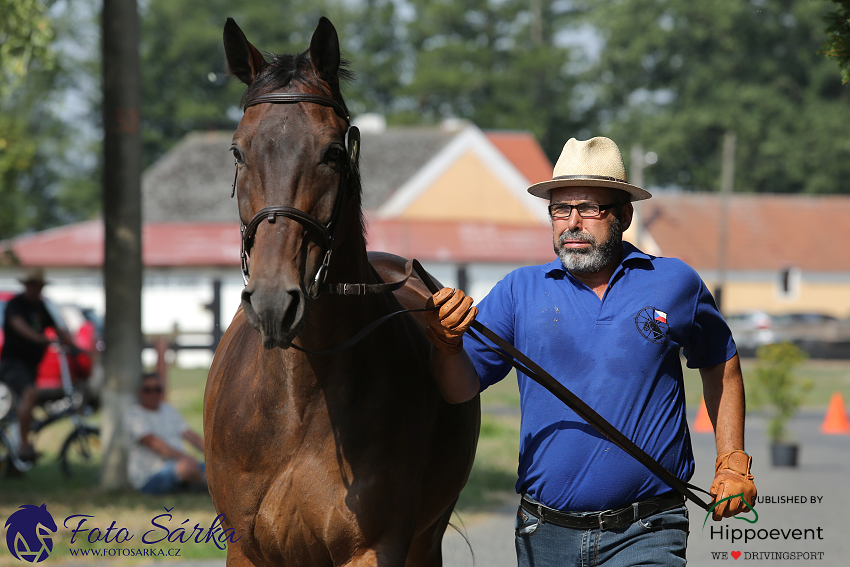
left=240, top=50, right=366, bottom=243
left=240, top=50, right=354, bottom=114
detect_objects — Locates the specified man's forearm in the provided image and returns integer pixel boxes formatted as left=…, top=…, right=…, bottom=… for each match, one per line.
left=430, top=347, right=481, bottom=404
left=700, top=353, right=746, bottom=454
left=141, top=435, right=190, bottom=460
left=10, top=315, right=48, bottom=345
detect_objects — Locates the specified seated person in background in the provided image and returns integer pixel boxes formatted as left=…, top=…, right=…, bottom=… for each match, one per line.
left=125, top=372, right=206, bottom=494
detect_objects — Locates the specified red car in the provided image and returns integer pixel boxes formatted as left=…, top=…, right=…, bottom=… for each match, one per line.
left=0, top=291, right=98, bottom=391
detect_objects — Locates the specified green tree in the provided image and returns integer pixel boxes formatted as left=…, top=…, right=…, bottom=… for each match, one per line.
left=582, top=0, right=850, bottom=194
left=1, top=0, right=56, bottom=240
left=139, top=0, right=356, bottom=167
left=0, top=0, right=55, bottom=96
left=401, top=0, right=586, bottom=155
left=1, top=0, right=100, bottom=241
left=751, top=342, right=812, bottom=442
left=334, top=0, right=409, bottom=117
left=822, top=0, right=850, bottom=83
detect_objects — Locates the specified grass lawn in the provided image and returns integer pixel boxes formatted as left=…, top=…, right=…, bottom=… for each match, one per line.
left=456, top=377, right=520, bottom=515
left=681, top=356, right=850, bottom=409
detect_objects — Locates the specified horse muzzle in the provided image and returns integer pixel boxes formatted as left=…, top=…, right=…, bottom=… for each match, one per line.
left=241, top=284, right=307, bottom=349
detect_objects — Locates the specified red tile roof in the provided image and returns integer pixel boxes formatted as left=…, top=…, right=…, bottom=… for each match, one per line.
left=485, top=131, right=554, bottom=185
left=3, top=219, right=555, bottom=268
left=8, top=193, right=847, bottom=273
left=643, top=193, right=850, bottom=272
left=2, top=221, right=241, bottom=268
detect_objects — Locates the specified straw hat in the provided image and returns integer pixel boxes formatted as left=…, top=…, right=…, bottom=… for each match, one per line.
left=528, top=137, right=652, bottom=201
left=18, top=268, right=47, bottom=285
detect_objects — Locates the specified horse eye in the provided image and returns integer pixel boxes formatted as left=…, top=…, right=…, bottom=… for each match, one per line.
left=325, top=146, right=344, bottom=163
left=231, top=147, right=244, bottom=164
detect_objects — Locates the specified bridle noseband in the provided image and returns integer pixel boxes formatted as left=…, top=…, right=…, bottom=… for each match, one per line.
left=232, top=91, right=361, bottom=298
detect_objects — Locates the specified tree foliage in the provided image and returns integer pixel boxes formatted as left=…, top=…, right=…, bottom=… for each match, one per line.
left=137, top=0, right=588, bottom=164
left=751, top=342, right=812, bottom=442
left=139, top=0, right=353, bottom=166
left=822, top=0, right=850, bottom=83
left=0, top=0, right=55, bottom=96
left=399, top=0, right=585, bottom=155
left=5, top=0, right=850, bottom=239
left=581, top=0, right=850, bottom=194
left=1, top=0, right=57, bottom=240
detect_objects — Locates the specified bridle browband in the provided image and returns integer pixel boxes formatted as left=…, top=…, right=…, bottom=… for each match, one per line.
left=232, top=91, right=410, bottom=299
left=243, top=92, right=350, bottom=120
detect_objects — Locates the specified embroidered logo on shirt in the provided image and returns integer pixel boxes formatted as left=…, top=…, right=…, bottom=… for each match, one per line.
left=635, top=306, right=668, bottom=343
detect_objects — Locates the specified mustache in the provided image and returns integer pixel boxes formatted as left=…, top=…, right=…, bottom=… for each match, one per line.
left=558, top=229, right=597, bottom=248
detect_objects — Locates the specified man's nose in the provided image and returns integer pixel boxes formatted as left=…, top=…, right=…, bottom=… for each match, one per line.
left=566, top=208, right=583, bottom=231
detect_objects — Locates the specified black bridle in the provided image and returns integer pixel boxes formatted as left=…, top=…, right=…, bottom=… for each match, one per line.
left=232, top=91, right=368, bottom=298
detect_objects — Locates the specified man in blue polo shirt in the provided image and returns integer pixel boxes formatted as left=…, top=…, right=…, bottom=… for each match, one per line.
left=426, top=137, right=756, bottom=566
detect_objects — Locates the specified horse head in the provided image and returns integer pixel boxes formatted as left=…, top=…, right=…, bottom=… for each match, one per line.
left=224, top=18, right=362, bottom=350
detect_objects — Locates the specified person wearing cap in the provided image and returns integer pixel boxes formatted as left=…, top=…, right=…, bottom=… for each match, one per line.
left=426, top=137, right=756, bottom=566
left=0, top=268, right=75, bottom=463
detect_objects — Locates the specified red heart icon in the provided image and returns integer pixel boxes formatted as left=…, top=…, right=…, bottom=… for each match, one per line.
left=731, top=551, right=742, bottom=560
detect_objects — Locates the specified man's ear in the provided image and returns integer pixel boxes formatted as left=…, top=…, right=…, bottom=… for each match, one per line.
left=620, top=202, right=634, bottom=231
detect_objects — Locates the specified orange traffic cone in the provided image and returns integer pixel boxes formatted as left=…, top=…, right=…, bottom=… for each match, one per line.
left=821, top=392, right=850, bottom=434
left=693, top=396, right=714, bottom=433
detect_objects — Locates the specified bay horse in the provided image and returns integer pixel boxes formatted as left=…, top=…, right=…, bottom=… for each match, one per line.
left=203, top=17, right=480, bottom=567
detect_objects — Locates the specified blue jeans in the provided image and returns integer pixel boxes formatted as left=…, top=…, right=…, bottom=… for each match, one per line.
left=141, top=461, right=206, bottom=495
left=515, top=500, right=689, bottom=567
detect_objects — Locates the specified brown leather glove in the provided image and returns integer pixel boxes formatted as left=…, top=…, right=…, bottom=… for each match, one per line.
left=425, top=288, right=477, bottom=355
left=709, top=450, right=757, bottom=520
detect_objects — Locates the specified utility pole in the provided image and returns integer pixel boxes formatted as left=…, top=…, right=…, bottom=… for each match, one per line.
left=715, top=131, right=736, bottom=313
left=630, top=145, right=646, bottom=249
left=101, top=0, right=143, bottom=489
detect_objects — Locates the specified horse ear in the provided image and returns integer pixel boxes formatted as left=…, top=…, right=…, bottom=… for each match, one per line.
left=223, top=18, right=268, bottom=85
left=309, top=17, right=341, bottom=87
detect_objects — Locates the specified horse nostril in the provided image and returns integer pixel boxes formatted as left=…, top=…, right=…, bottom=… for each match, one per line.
left=241, top=288, right=253, bottom=314
left=282, top=289, right=303, bottom=329
left=240, top=288, right=260, bottom=328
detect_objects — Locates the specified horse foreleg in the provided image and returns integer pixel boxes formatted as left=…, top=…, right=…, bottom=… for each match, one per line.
left=404, top=504, right=456, bottom=567
left=225, top=542, right=258, bottom=567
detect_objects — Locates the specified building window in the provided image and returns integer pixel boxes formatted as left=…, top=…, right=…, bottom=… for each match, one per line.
left=776, top=266, right=800, bottom=301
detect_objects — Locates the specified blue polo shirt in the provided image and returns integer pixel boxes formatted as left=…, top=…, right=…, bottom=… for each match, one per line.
left=466, top=242, right=736, bottom=511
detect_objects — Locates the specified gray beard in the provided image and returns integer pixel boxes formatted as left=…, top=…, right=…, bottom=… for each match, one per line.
left=555, top=215, right=623, bottom=274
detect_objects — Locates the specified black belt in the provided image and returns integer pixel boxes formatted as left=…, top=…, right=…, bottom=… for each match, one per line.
left=521, top=491, right=685, bottom=531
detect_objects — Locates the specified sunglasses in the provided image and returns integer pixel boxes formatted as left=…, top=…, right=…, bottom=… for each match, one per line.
left=141, top=386, right=163, bottom=394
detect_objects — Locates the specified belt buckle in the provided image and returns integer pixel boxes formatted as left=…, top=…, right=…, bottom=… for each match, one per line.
left=597, top=509, right=616, bottom=531
left=343, top=283, right=364, bottom=295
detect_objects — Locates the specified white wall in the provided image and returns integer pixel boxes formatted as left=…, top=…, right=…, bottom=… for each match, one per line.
left=1, top=260, right=532, bottom=368
left=416, top=261, right=524, bottom=304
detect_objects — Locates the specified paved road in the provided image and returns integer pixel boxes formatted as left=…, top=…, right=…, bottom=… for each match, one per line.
left=123, top=407, right=848, bottom=567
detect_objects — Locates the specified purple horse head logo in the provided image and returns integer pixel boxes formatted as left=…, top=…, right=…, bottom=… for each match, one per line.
left=5, top=504, right=57, bottom=563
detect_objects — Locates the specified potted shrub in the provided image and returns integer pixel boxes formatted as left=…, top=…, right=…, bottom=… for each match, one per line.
left=750, top=342, right=812, bottom=467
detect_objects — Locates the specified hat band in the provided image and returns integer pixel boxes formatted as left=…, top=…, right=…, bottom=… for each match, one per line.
left=553, top=174, right=627, bottom=184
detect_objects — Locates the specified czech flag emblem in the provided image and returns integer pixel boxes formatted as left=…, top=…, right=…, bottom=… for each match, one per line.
left=654, top=310, right=668, bottom=324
